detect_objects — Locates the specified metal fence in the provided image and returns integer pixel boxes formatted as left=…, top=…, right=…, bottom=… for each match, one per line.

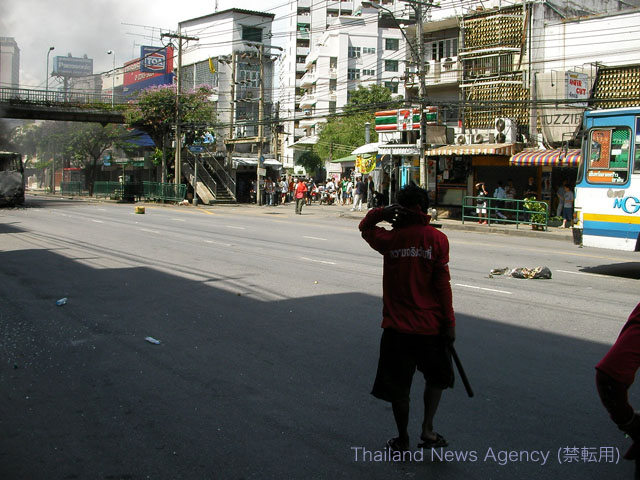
left=462, top=196, right=550, bottom=230
left=93, top=181, right=186, bottom=202
left=60, top=182, right=83, bottom=196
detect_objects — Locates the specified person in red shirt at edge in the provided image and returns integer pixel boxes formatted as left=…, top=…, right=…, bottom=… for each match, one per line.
left=596, top=302, right=640, bottom=479
left=359, top=184, right=455, bottom=453
left=294, top=178, right=308, bottom=215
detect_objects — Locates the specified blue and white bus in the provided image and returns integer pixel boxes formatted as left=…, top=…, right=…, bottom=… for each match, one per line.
left=574, top=108, right=640, bottom=251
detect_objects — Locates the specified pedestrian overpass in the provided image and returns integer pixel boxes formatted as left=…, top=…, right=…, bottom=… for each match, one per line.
left=0, top=87, right=235, bottom=204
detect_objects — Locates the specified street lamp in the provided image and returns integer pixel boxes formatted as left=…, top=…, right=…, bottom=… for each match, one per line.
left=45, top=46, right=55, bottom=99
left=362, top=0, right=438, bottom=189
left=106, top=50, right=115, bottom=107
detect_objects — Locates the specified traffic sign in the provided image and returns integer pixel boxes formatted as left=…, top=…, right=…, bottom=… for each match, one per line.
left=188, top=145, right=205, bottom=153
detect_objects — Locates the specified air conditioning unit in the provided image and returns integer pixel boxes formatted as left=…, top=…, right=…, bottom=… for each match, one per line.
left=455, top=134, right=466, bottom=145
left=494, top=118, right=517, bottom=143
left=472, top=133, right=484, bottom=144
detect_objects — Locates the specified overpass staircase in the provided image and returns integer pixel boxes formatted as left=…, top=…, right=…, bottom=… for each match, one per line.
left=182, top=148, right=237, bottom=204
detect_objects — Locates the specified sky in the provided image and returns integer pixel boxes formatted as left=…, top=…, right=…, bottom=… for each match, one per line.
left=1, top=0, right=287, bottom=89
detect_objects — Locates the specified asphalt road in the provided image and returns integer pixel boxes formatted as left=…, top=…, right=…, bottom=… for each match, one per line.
left=1, top=196, right=638, bottom=479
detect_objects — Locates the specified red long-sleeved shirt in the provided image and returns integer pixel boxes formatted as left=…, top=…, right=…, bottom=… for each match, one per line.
left=359, top=207, right=455, bottom=335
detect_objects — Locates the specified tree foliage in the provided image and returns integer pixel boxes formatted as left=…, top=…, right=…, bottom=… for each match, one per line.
left=314, top=84, right=401, bottom=161
left=295, top=150, right=323, bottom=176
left=123, top=84, right=217, bottom=149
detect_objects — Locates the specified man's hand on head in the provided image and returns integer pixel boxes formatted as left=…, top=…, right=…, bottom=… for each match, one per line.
left=382, top=204, right=410, bottom=227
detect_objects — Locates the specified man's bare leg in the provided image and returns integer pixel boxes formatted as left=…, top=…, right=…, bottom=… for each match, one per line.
left=421, top=386, right=443, bottom=442
left=390, top=399, right=410, bottom=450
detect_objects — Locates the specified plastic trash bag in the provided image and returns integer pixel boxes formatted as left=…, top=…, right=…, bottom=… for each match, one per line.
left=507, top=266, right=552, bottom=279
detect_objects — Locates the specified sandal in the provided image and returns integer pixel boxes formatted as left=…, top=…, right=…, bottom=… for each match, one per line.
left=386, top=437, right=410, bottom=453
left=417, top=433, right=448, bottom=449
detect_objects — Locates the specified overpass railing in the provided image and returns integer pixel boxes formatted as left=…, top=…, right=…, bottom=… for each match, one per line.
left=0, top=87, right=119, bottom=106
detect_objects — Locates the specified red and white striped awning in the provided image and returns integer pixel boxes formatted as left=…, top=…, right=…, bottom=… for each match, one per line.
left=425, top=143, right=517, bottom=156
left=509, top=149, right=581, bottom=166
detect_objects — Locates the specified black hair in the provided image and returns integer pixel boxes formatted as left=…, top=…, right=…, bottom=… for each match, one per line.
left=396, top=184, right=429, bottom=213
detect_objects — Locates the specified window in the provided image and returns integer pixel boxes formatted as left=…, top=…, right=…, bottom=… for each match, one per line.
left=385, top=60, right=399, bottom=72
left=329, top=101, right=336, bottom=114
left=330, top=57, right=338, bottom=69
left=363, top=47, right=376, bottom=55
left=427, top=38, right=458, bottom=61
left=362, top=69, right=375, bottom=76
left=347, top=68, right=360, bottom=80
left=296, top=56, right=306, bottom=64
left=348, top=46, right=361, bottom=58
left=384, top=81, right=398, bottom=94
left=329, top=79, right=337, bottom=92
left=385, top=38, right=399, bottom=51
left=635, top=117, right=640, bottom=173
left=242, top=26, right=262, bottom=42
left=586, top=128, right=631, bottom=184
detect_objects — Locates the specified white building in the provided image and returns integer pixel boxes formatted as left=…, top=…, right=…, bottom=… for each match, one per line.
left=279, top=0, right=413, bottom=168
left=0, top=37, right=20, bottom=89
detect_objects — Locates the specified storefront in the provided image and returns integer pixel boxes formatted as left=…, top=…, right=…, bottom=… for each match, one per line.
left=425, top=143, right=517, bottom=206
left=508, top=148, right=580, bottom=207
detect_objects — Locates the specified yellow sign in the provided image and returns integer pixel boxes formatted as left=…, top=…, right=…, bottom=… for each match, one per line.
left=357, top=154, right=376, bottom=174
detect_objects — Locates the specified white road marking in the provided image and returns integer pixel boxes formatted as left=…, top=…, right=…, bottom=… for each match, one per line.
left=303, top=235, right=327, bottom=241
left=300, top=256, right=336, bottom=265
left=139, top=228, right=160, bottom=234
left=91, top=219, right=104, bottom=223
left=171, top=218, right=186, bottom=222
left=205, top=240, right=233, bottom=247
left=455, top=283, right=512, bottom=295
left=226, top=226, right=245, bottom=230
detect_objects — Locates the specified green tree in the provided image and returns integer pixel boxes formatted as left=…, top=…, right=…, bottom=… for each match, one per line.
left=123, top=84, right=217, bottom=181
left=315, top=85, right=401, bottom=161
left=295, top=150, right=323, bottom=177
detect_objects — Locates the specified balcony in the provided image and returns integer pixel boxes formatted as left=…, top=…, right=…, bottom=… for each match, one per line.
left=299, top=117, right=317, bottom=129
left=297, top=46, right=310, bottom=57
left=299, top=93, right=317, bottom=108
left=300, top=71, right=317, bottom=88
left=296, top=62, right=307, bottom=73
left=424, top=58, right=462, bottom=86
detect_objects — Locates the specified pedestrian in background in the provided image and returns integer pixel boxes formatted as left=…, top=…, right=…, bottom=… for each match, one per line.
left=556, top=179, right=567, bottom=217
left=560, top=183, right=574, bottom=228
left=351, top=176, right=365, bottom=212
left=359, top=184, right=456, bottom=453
left=596, top=302, right=640, bottom=479
left=294, top=178, right=307, bottom=215
left=475, top=182, right=488, bottom=224
left=492, top=181, right=507, bottom=220
left=367, top=177, right=376, bottom=209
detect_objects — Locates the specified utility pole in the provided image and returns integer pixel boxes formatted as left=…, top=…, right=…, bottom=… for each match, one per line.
left=257, top=43, right=265, bottom=206
left=416, top=2, right=427, bottom=189
left=161, top=30, right=198, bottom=188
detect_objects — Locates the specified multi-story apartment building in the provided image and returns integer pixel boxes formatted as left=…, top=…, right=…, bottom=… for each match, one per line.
left=177, top=8, right=279, bottom=203
left=279, top=0, right=412, bottom=169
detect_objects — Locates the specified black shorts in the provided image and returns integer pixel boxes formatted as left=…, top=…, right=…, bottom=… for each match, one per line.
left=371, top=328, right=454, bottom=403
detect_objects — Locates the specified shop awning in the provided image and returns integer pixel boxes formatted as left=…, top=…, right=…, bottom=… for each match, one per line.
left=351, top=142, right=380, bottom=155
left=425, top=143, right=517, bottom=156
left=331, top=154, right=357, bottom=163
left=288, top=135, right=319, bottom=150
left=509, top=148, right=581, bottom=167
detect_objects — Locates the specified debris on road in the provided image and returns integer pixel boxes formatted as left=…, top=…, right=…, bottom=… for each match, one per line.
left=144, top=336, right=161, bottom=345
left=56, top=297, right=68, bottom=306
left=489, top=266, right=552, bottom=279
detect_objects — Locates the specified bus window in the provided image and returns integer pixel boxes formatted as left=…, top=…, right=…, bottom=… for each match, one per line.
left=586, top=127, right=630, bottom=184
left=635, top=117, right=640, bottom=173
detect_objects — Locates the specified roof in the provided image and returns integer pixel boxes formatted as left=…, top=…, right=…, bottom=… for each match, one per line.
left=180, top=8, right=275, bottom=25
left=331, top=154, right=357, bottom=163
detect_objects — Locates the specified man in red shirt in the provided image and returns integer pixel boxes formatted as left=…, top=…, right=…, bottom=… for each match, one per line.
left=294, top=178, right=308, bottom=215
left=359, top=184, right=455, bottom=452
left=596, top=302, right=640, bottom=477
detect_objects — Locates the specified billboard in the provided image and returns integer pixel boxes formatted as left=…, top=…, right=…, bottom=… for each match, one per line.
left=52, top=56, right=93, bottom=77
left=140, top=45, right=172, bottom=73
left=123, top=45, right=174, bottom=96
